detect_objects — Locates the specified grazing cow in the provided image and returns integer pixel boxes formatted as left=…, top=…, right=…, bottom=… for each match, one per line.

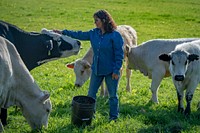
left=0, top=36, right=52, bottom=131
left=0, top=20, right=81, bottom=126
left=66, top=25, right=137, bottom=96
left=159, top=40, right=200, bottom=115
left=126, top=38, right=200, bottom=103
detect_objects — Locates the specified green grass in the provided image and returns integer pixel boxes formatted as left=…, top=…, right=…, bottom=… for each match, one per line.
left=0, top=0, right=200, bottom=132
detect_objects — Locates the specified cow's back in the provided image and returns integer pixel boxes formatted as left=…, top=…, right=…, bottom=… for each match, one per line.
left=137, top=38, right=199, bottom=65
left=130, top=38, right=200, bottom=77
left=0, top=20, right=44, bottom=46
left=117, top=25, right=137, bottom=47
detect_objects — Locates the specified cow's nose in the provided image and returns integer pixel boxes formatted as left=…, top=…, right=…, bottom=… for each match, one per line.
left=75, top=84, right=81, bottom=87
left=175, top=75, right=184, bottom=81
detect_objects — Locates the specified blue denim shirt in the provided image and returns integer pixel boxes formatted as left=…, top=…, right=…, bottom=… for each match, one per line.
left=62, top=28, right=124, bottom=76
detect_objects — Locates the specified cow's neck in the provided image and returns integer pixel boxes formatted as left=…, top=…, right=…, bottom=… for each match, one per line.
left=11, top=46, right=42, bottom=107
left=11, top=74, right=42, bottom=111
left=0, top=41, right=42, bottom=108
left=13, top=33, right=50, bottom=70
left=82, top=48, right=93, bottom=64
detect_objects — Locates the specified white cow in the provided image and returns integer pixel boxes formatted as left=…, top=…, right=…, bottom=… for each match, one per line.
left=0, top=36, right=52, bottom=131
left=159, top=40, right=200, bottom=115
left=66, top=25, right=137, bottom=96
left=126, top=38, right=200, bottom=103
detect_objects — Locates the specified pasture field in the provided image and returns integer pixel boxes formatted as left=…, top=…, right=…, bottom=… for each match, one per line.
left=0, top=0, right=200, bottom=132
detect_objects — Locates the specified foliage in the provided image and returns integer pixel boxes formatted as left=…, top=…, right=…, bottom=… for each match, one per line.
left=0, top=0, right=200, bottom=132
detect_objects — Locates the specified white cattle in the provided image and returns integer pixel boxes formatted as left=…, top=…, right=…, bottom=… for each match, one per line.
left=159, top=40, right=200, bottom=115
left=0, top=36, right=52, bottom=131
left=66, top=25, right=137, bottom=96
left=126, top=38, right=200, bottom=103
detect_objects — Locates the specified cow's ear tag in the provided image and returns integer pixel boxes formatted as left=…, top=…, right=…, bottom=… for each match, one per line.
left=66, top=63, right=74, bottom=69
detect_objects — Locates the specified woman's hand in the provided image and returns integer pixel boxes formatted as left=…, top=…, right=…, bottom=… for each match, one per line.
left=53, top=30, right=62, bottom=34
left=112, top=73, right=119, bottom=80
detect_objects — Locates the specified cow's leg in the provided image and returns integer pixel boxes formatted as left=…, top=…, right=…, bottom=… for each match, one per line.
left=184, top=81, right=197, bottom=115
left=185, top=93, right=193, bottom=115
left=104, top=87, right=109, bottom=97
left=0, top=121, right=4, bottom=132
left=0, top=108, right=7, bottom=126
left=0, top=109, right=5, bottom=132
left=177, top=90, right=184, bottom=113
left=100, top=80, right=109, bottom=97
left=197, top=101, right=200, bottom=111
left=126, top=68, right=131, bottom=92
left=100, top=82, right=105, bottom=96
left=125, top=59, right=131, bottom=92
left=150, top=69, right=165, bottom=103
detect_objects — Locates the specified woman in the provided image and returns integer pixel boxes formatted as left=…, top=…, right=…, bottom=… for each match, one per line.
left=54, top=9, right=124, bottom=121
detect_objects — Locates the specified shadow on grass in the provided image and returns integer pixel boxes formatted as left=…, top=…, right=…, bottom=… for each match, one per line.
left=7, top=91, right=197, bottom=133
left=119, top=101, right=200, bottom=133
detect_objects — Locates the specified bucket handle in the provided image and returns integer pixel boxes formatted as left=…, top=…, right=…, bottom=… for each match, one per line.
left=82, top=118, right=90, bottom=121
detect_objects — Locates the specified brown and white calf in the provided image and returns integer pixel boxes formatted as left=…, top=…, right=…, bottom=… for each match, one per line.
left=159, top=40, right=200, bottom=115
left=0, top=36, right=52, bottom=131
left=66, top=25, right=137, bottom=96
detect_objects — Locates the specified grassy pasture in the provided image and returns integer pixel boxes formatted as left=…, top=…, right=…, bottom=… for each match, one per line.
left=0, top=0, right=200, bottom=132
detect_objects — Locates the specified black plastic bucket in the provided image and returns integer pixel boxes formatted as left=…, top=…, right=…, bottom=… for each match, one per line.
left=71, top=95, right=96, bottom=127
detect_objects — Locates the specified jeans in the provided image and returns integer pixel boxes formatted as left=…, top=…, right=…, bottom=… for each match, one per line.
left=88, top=71, right=119, bottom=119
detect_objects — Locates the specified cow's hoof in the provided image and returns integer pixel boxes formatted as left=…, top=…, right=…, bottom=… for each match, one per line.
left=146, top=100, right=155, bottom=106
left=150, top=99, right=159, bottom=104
left=178, top=107, right=184, bottom=113
left=126, top=86, right=131, bottom=92
left=184, top=110, right=190, bottom=116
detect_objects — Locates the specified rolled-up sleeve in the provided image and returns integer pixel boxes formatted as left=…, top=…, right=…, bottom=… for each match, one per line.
left=113, top=32, right=124, bottom=75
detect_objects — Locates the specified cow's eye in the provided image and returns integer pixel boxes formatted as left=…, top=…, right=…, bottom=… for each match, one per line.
left=172, top=61, right=175, bottom=65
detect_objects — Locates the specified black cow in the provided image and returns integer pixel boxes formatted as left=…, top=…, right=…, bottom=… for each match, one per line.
left=0, top=20, right=81, bottom=126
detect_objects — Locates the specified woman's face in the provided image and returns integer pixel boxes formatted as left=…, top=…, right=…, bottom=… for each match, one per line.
left=94, top=16, right=103, bottom=29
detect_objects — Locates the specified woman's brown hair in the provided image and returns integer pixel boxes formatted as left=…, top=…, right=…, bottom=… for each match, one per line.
left=93, top=9, right=117, bottom=33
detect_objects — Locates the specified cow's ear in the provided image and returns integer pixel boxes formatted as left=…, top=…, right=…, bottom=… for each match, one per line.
left=66, top=63, right=75, bottom=69
left=188, top=54, right=199, bottom=62
left=84, top=62, right=91, bottom=69
left=40, top=91, right=50, bottom=103
left=41, top=28, right=60, bottom=41
left=125, top=45, right=131, bottom=56
left=159, top=54, right=171, bottom=61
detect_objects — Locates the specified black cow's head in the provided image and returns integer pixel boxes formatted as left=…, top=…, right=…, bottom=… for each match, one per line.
left=39, top=28, right=81, bottom=64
